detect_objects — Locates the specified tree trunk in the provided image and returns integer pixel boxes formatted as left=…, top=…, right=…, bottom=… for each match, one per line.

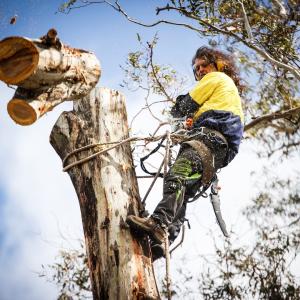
left=0, top=33, right=100, bottom=125
left=50, top=87, right=159, bottom=300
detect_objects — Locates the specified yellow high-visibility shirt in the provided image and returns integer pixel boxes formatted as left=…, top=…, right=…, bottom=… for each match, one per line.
left=189, top=72, right=244, bottom=122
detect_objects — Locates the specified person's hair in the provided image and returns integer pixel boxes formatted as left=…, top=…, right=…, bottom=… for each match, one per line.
left=192, top=46, right=243, bottom=92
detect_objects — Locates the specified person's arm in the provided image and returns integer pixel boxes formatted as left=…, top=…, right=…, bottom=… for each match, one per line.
left=170, top=93, right=199, bottom=118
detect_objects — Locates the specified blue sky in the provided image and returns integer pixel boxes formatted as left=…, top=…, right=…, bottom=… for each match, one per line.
left=0, top=1, right=298, bottom=300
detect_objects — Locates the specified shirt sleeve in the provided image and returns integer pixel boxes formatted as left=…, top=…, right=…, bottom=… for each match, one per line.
left=189, top=73, right=220, bottom=106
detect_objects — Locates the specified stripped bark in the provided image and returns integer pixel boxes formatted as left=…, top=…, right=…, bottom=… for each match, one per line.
left=0, top=31, right=100, bottom=125
left=50, top=87, right=159, bottom=300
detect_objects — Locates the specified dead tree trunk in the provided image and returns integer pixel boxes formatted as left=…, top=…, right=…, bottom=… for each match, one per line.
left=50, top=87, right=159, bottom=300
left=0, top=31, right=100, bottom=125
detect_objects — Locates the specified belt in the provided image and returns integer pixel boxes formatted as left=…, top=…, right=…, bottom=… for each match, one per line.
left=188, top=127, right=228, bottom=147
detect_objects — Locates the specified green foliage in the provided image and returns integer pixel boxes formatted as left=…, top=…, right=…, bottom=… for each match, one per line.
left=121, top=34, right=187, bottom=100
left=59, top=0, right=78, bottom=13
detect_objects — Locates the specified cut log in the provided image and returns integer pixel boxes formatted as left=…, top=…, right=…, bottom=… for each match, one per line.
left=0, top=31, right=101, bottom=125
left=50, top=87, right=159, bottom=300
left=7, top=80, right=95, bottom=125
left=0, top=35, right=101, bottom=88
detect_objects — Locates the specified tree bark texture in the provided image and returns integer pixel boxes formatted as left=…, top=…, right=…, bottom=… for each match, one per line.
left=50, top=87, right=159, bottom=300
left=0, top=34, right=100, bottom=125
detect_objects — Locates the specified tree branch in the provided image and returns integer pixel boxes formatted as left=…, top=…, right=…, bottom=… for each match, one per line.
left=270, top=0, right=288, bottom=17
left=244, top=106, right=300, bottom=131
left=61, top=0, right=300, bottom=80
left=61, top=1, right=300, bottom=80
left=130, top=99, right=170, bottom=128
left=104, top=0, right=207, bottom=34
left=238, top=0, right=254, bottom=41
left=148, top=42, right=173, bottom=102
left=126, top=1, right=300, bottom=80
left=161, top=5, right=300, bottom=80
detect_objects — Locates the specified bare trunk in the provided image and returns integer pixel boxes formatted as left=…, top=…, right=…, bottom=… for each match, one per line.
left=50, top=87, right=159, bottom=300
left=0, top=34, right=100, bottom=125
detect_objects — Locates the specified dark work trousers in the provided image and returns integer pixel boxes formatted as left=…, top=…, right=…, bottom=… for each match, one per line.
left=152, top=130, right=228, bottom=245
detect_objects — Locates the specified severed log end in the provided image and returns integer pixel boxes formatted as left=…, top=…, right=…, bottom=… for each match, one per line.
left=7, top=98, right=36, bottom=125
left=0, top=37, right=39, bottom=85
left=2, top=31, right=101, bottom=125
left=7, top=98, right=38, bottom=125
left=7, top=86, right=68, bottom=125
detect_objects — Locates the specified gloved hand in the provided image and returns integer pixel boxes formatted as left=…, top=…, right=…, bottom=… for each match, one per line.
left=170, top=93, right=199, bottom=118
left=170, top=94, right=187, bottom=118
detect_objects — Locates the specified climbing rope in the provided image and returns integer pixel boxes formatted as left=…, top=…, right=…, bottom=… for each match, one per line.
left=164, top=229, right=172, bottom=300
left=163, top=131, right=173, bottom=300
left=62, top=134, right=167, bottom=172
left=62, top=129, right=188, bottom=172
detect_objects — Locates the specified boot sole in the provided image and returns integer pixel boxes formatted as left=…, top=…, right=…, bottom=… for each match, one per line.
left=126, top=216, right=165, bottom=244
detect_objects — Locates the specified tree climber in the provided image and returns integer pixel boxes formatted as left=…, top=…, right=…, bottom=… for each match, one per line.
left=127, top=47, right=244, bottom=261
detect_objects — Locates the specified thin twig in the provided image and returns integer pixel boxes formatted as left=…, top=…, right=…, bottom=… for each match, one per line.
left=144, top=87, right=163, bottom=123
left=145, top=122, right=169, bottom=146
left=148, top=43, right=173, bottom=103
left=238, top=0, right=254, bottom=41
left=130, top=100, right=170, bottom=129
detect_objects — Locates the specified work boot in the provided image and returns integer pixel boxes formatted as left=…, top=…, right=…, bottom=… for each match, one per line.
left=151, top=243, right=165, bottom=262
left=126, top=215, right=166, bottom=244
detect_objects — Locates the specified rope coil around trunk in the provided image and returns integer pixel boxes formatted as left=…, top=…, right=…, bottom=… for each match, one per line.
left=62, top=131, right=188, bottom=172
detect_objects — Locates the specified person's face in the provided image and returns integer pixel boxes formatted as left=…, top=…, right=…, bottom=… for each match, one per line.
left=193, top=58, right=217, bottom=80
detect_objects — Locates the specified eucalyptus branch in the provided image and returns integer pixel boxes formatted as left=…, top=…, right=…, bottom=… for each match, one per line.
left=130, top=99, right=170, bottom=128
left=148, top=43, right=173, bottom=102
left=61, top=0, right=300, bottom=79
left=143, top=88, right=163, bottom=123
left=244, top=106, right=300, bottom=131
left=158, top=5, right=300, bottom=80
left=105, top=0, right=207, bottom=34
left=238, top=0, right=254, bottom=41
left=220, top=18, right=243, bottom=29
left=131, top=1, right=300, bottom=80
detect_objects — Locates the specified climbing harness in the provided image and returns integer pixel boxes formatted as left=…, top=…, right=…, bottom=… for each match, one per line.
left=140, top=135, right=166, bottom=178
left=139, top=126, right=230, bottom=238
